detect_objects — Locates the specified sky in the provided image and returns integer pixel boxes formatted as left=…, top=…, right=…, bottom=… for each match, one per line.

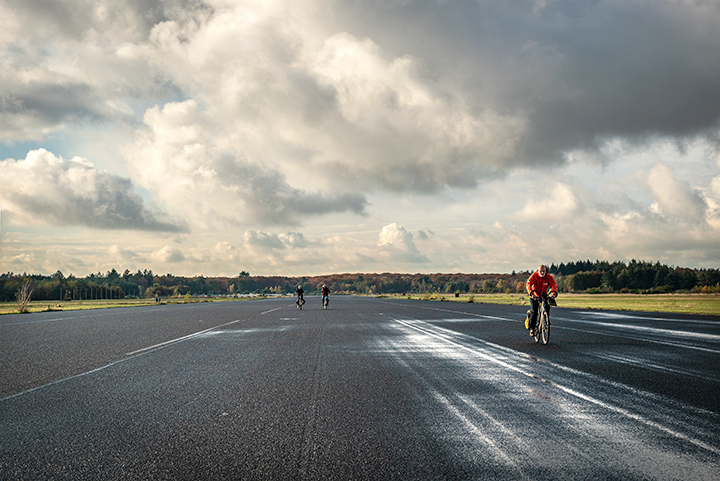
left=1, top=0, right=719, bottom=277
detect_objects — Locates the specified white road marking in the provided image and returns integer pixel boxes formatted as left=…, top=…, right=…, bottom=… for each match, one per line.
left=587, top=351, right=719, bottom=382
left=388, top=302, right=720, bottom=353
left=1, top=318, right=245, bottom=402
left=1, top=355, right=141, bottom=402
left=557, top=325, right=720, bottom=354
left=563, top=318, right=720, bottom=342
left=125, top=319, right=241, bottom=355
left=392, top=318, right=720, bottom=456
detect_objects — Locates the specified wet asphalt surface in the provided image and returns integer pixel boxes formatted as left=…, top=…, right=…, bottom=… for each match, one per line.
left=1, top=296, right=719, bottom=480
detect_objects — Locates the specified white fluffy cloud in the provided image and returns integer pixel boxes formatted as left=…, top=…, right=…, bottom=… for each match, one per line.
left=646, top=162, right=707, bottom=221
left=152, top=245, right=185, bottom=263
left=0, top=149, right=185, bottom=231
left=108, top=244, right=139, bottom=261
left=126, top=99, right=368, bottom=228
left=514, top=182, right=580, bottom=222
left=377, top=223, right=429, bottom=264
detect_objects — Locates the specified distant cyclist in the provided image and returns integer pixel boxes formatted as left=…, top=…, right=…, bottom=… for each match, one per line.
left=295, top=284, right=305, bottom=307
left=526, top=265, right=558, bottom=336
left=321, top=284, right=330, bottom=306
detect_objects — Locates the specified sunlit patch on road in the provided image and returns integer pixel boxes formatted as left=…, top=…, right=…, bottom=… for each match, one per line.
left=371, top=317, right=720, bottom=479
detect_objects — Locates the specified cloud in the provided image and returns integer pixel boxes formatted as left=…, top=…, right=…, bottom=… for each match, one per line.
left=352, top=1, right=720, bottom=163
left=1, top=1, right=720, bottom=276
left=108, top=244, right=139, bottom=261
left=0, top=82, right=110, bottom=142
left=514, top=182, right=579, bottom=222
left=299, top=32, right=527, bottom=193
left=279, top=232, right=309, bottom=249
left=646, top=162, right=707, bottom=221
left=0, top=0, right=212, bottom=142
left=416, top=228, right=434, bottom=241
left=152, top=245, right=184, bottom=263
left=377, top=223, right=429, bottom=263
left=712, top=176, right=720, bottom=198
left=0, top=149, right=187, bottom=232
left=127, top=100, right=368, bottom=227
left=243, top=231, right=285, bottom=250
left=6, top=1, right=717, bottom=195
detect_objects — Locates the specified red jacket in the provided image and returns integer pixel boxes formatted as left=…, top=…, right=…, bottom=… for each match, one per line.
left=526, top=270, right=558, bottom=298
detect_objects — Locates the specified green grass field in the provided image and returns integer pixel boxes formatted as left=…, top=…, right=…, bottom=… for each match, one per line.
left=384, top=293, right=720, bottom=316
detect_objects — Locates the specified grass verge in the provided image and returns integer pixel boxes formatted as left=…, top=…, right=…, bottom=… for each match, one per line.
left=3, top=293, right=718, bottom=317
left=379, top=293, right=720, bottom=316
left=0, top=296, right=283, bottom=315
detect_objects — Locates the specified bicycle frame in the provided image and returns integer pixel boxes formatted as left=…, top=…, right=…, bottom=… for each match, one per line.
left=534, top=293, right=551, bottom=345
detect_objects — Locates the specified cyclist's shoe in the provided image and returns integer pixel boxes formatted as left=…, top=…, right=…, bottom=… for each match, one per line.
left=529, top=329, right=535, bottom=336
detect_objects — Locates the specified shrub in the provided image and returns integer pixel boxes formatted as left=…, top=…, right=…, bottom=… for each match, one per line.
left=16, top=278, right=34, bottom=313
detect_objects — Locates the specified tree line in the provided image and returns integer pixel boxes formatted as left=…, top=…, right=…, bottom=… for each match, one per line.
left=1, top=260, right=719, bottom=302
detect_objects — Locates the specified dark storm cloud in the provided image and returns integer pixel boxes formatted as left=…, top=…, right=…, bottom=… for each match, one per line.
left=330, top=0, right=720, bottom=166
left=1, top=82, right=108, bottom=125
left=510, top=1, right=720, bottom=162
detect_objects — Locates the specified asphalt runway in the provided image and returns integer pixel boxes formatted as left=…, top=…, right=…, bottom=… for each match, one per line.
left=2, top=296, right=719, bottom=480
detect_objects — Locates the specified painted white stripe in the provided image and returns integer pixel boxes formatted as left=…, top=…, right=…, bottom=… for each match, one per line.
left=1, top=356, right=139, bottom=402
left=586, top=311, right=719, bottom=326
left=430, top=390, right=518, bottom=468
left=566, top=318, right=720, bottom=342
left=1, top=319, right=245, bottom=402
left=2, top=310, right=125, bottom=326
left=389, top=302, right=720, bottom=353
left=125, top=319, right=240, bottom=355
left=396, top=299, right=719, bottom=327
left=557, top=325, right=720, bottom=354
left=392, top=318, right=720, bottom=456
left=261, top=307, right=282, bottom=315
left=588, top=351, right=719, bottom=382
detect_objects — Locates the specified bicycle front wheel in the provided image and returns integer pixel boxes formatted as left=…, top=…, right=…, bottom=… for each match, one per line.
left=539, top=312, right=550, bottom=345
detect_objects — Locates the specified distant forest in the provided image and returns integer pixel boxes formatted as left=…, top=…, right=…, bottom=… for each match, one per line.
left=2, top=260, right=719, bottom=302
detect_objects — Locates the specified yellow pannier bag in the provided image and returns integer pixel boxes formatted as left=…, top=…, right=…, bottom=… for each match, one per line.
left=524, top=310, right=531, bottom=329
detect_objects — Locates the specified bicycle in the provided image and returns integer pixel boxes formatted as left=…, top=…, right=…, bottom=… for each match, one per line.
left=296, top=295, right=305, bottom=309
left=322, top=295, right=329, bottom=309
left=532, top=292, right=554, bottom=345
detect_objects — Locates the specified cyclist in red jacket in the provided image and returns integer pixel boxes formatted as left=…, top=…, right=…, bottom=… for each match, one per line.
left=526, top=265, right=558, bottom=336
